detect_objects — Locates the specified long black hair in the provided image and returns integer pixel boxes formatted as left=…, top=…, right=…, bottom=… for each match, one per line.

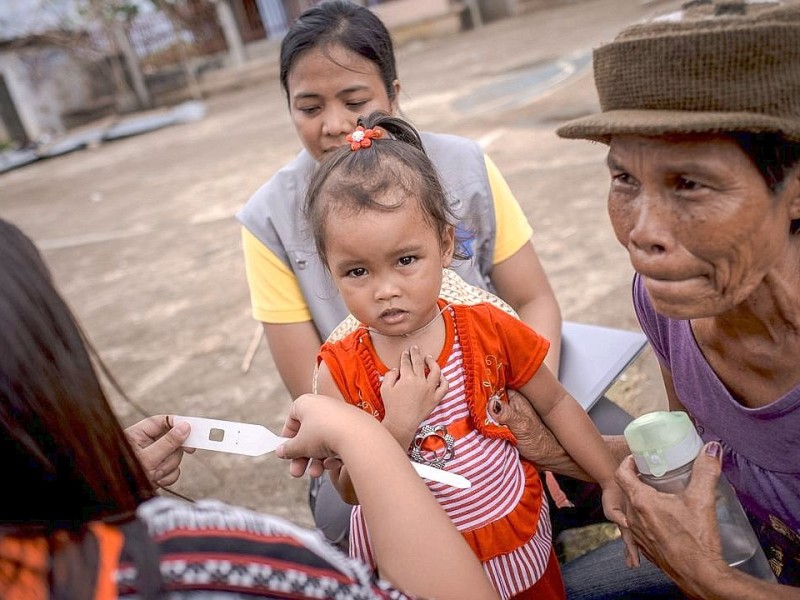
left=0, top=219, right=157, bottom=596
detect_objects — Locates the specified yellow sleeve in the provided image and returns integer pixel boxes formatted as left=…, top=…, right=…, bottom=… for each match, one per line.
left=485, top=154, right=534, bottom=264
left=241, top=227, right=313, bottom=324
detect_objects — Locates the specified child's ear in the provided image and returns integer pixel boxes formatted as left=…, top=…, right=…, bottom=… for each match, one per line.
left=441, top=225, right=455, bottom=267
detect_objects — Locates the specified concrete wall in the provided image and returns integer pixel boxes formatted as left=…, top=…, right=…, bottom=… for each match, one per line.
left=0, top=45, right=94, bottom=142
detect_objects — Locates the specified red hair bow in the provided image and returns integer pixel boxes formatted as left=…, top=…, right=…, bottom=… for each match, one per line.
left=346, top=125, right=383, bottom=150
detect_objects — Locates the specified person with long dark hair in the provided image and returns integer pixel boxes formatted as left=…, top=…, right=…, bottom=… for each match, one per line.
left=0, top=218, right=497, bottom=600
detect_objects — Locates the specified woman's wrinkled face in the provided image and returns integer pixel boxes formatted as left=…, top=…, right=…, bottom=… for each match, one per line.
left=286, top=44, right=399, bottom=161
left=606, top=134, right=800, bottom=319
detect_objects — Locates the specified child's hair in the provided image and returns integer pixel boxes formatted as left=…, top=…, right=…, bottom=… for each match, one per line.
left=0, top=219, right=155, bottom=530
left=305, top=111, right=464, bottom=267
left=279, top=0, right=398, bottom=106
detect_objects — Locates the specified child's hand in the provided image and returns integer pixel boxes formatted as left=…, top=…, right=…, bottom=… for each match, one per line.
left=381, top=345, right=448, bottom=443
left=601, top=480, right=641, bottom=569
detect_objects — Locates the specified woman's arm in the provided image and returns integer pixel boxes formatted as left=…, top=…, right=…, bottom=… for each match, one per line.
left=485, top=155, right=562, bottom=374
left=661, top=365, right=689, bottom=412
left=241, top=227, right=322, bottom=398
left=314, top=363, right=359, bottom=504
left=263, top=321, right=322, bottom=398
left=491, top=390, right=630, bottom=478
left=278, top=395, right=499, bottom=600
left=492, top=242, right=562, bottom=375
left=617, top=446, right=795, bottom=599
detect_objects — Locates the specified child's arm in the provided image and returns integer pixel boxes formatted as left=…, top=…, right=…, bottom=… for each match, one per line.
left=516, top=365, right=637, bottom=563
left=315, top=362, right=361, bottom=505
left=517, top=365, right=617, bottom=484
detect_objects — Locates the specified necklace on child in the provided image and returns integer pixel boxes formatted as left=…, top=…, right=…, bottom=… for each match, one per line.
left=367, top=303, right=451, bottom=339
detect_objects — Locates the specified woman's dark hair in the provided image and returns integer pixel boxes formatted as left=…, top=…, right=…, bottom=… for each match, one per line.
left=279, top=0, right=398, bottom=105
left=729, top=132, right=800, bottom=234
left=305, top=111, right=466, bottom=267
left=0, top=219, right=157, bottom=593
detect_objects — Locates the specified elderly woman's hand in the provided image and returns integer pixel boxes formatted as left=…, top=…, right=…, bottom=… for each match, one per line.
left=491, top=390, right=591, bottom=480
left=615, top=442, right=731, bottom=596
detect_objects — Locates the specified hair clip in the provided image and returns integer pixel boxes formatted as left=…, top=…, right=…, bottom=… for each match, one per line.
left=346, top=125, right=383, bottom=151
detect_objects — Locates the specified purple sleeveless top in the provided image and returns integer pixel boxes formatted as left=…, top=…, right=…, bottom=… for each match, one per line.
left=633, top=275, right=800, bottom=586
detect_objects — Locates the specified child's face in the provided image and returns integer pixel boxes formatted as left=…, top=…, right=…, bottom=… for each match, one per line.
left=287, top=44, right=400, bottom=162
left=324, top=196, right=454, bottom=335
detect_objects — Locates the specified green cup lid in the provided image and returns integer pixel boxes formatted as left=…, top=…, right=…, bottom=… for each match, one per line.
left=623, top=411, right=703, bottom=477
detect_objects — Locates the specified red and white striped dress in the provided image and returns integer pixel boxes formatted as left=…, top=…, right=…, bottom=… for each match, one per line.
left=349, top=325, right=554, bottom=599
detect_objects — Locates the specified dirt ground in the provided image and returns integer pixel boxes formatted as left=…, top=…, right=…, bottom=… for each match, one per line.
left=1, top=0, right=681, bottom=527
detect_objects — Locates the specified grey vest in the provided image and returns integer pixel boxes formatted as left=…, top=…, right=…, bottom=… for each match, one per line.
left=237, top=132, right=497, bottom=340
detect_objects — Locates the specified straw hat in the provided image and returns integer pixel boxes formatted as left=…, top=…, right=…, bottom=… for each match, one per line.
left=556, top=1, right=800, bottom=143
left=311, top=269, right=516, bottom=393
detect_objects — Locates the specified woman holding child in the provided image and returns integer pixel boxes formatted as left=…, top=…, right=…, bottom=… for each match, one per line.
left=237, top=0, right=561, bottom=400
left=305, top=112, right=632, bottom=598
left=237, top=0, right=563, bottom=549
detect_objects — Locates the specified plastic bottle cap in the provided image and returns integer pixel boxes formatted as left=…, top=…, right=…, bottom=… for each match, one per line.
left=623, top=411, right=703, bottom=477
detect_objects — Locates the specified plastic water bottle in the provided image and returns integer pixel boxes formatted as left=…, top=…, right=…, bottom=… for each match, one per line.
left=623, top=411, right=776, bottom=581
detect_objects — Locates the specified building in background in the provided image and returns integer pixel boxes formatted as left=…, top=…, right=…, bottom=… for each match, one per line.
left=0, top=0, right=528, bottom=147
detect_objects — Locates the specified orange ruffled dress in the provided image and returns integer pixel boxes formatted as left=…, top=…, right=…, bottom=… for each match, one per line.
left=319, top=301, right=566, bottom=599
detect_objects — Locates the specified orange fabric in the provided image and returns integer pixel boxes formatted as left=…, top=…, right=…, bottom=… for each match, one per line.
left=509, top=548, right=566, bottom=600
left=0, top=536, right=48, bottom=600
left=461, top=460, right=543, bottom=561
left=452, top=302, right=549, bottom=443
left=545, top=471, right=575, bottom=509
left=319, top=300, right=550, bottom=442
left=320, top=301, right=553, bottom=566
left=0, top=524, right=123, bottom=600
left=88, top=523, right=123, bottom=600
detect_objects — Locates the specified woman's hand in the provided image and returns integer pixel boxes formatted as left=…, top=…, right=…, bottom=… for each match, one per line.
left=125, top=415, right=193, bottom=486
left=381, top=345, right=448, bottom=447
left=491, top=390, right=591, bottom=480
left=615, top=442, right=730, bottom=596
left=277, top=394, right=351, bottom=478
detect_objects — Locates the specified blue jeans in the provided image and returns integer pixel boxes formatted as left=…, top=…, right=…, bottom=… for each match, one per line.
left=562, top=538, right=685, bottom=599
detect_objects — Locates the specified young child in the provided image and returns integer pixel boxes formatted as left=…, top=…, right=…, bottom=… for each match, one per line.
left=307, top=112, right=629, bottom=599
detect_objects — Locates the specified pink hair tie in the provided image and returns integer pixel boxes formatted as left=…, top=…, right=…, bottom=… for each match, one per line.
left=346, top=125, right=383, bottom=151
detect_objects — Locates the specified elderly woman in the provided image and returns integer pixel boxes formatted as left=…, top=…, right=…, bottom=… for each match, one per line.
left=497, top=1, right=800, bottom=598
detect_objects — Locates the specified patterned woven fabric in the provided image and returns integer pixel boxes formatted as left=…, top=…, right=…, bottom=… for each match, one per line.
left=119, top=497, right=414, bottom=599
